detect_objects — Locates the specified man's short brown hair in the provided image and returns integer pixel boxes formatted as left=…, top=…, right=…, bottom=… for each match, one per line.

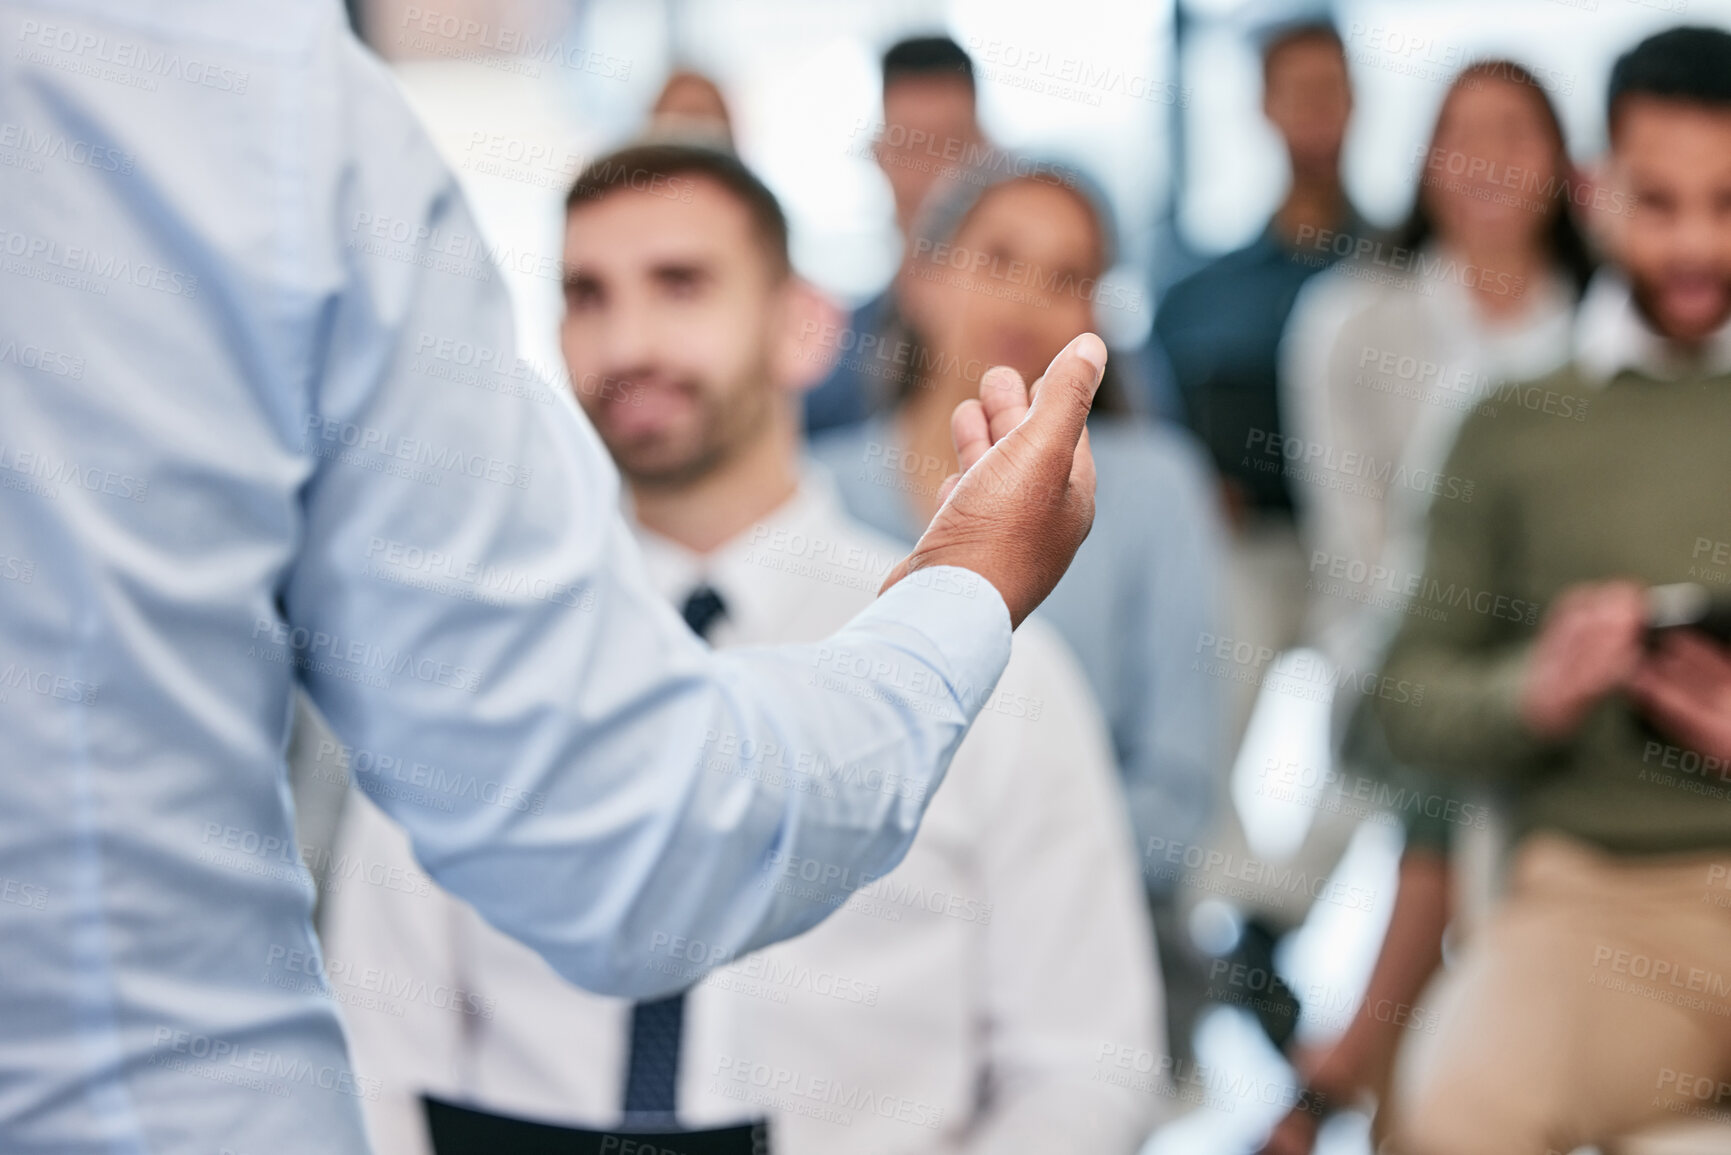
left=565, top=143, right=791, bottom=279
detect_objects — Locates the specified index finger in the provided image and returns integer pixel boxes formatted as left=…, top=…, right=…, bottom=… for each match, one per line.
left=1653, top=628, right=1731, bottom=677
left=1022, top=332, right=1106, bottom=454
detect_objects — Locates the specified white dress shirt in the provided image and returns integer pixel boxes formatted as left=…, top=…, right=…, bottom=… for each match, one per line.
left=0, top=5, right=1011, bottom=1152
left=324, top=475, right=1165, bottom=1155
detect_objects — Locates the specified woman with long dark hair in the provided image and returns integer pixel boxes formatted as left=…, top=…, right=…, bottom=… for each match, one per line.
left=1287, top=58, right=1593, bottom=677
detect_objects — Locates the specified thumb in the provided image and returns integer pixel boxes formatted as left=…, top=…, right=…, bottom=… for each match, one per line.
left=1023, top=332, right=1107, bottom=453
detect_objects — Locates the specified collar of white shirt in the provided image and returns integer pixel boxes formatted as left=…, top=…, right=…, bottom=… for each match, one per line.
left=1576, top=269, right=1731, bottom=386
left=627, top=468, right=898, bottom=648
left=1424, top=247, right=1576, bottom=378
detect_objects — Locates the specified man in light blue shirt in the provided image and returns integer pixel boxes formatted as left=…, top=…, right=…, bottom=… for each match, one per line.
left=0, top=3, right=1107, bottom=1151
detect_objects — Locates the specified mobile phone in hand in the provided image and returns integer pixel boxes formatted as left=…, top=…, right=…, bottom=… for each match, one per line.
left=1645, top=582, right=1731, bottom=646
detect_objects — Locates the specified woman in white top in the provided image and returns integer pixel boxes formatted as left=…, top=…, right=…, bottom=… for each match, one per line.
left=1260, top=59, right=1596, bottom=1155
left=1283, top=62, right=1596, bottom=675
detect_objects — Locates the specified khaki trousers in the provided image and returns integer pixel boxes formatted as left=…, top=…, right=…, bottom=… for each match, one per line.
left=1388, top=834, right=1731, bottom=1155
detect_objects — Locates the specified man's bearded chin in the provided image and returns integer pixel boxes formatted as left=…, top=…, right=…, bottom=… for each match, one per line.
left=605, top=356, right=776, bottom=490
left=608, top=424, right=728, bottom=491
left=593, top=371, right=716, bottom=489
left=1632, top=268, right=1731, bottom=346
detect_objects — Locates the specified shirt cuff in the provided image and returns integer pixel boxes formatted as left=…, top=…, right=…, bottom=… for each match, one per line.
left=850, top=565, right=1013, bottom=722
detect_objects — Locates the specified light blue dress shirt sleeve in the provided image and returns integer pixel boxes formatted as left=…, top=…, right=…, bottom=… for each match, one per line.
left=289, top=30, right=1012, bottom=1002
left=0, top=3, right=1009, bottom=1151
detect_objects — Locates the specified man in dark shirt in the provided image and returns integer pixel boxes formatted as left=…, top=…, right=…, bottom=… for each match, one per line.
left=1156, top=18, right=1369, bottom=525
left=1157, top=26, right=1372, bottom=1007
left=1156, top=19, right=1372, bottom=763
left=803, top=36, right=986, bottom=433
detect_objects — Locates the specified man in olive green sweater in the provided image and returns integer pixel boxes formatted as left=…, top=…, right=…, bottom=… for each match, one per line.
left=1376, top=28, right=1731, bottom=1155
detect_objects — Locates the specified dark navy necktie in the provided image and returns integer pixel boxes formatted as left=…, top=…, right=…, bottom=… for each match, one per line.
left=621, top=583, right=728, bottom=1126
left=677, top=584, right=728, bottom=645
